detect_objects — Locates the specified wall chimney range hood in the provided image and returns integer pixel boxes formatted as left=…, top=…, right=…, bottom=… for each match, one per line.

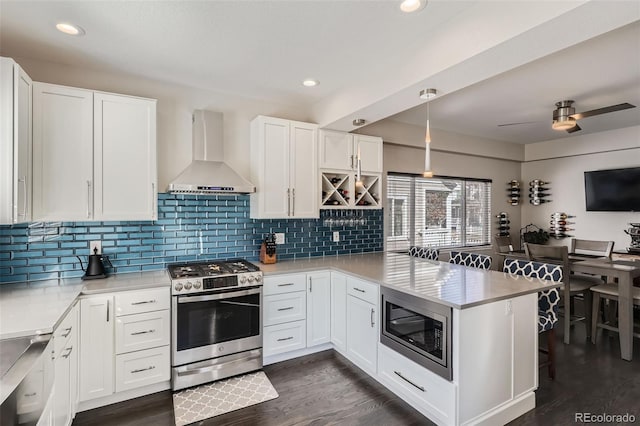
left=167, top=110, right=255, bottom=194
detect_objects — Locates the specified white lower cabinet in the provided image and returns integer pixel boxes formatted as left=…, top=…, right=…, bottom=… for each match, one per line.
left=52, top=302, right=78, bottom=426
left=306, top=272, right=331, bottom=347
left=263, top=320, right=307, bottom=356
left=79, top=287, right=170, bottom=405
left=346, top=291, right=378, bottom=376
left=330, top=272, right=347, bottom=352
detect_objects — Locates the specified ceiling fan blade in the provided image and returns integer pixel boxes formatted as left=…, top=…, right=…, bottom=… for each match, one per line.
left=566, top=123, right=582, bottom=133
left=571, top=103, right=635, bottom=120
left=497, top=120, right=542, bottom=127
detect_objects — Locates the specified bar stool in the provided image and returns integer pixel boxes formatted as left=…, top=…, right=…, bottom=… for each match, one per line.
left=590, top=284, right=640, bottom=344
left=409, top=246, right=439, bottom=261
left=449, top=251, right=492, bottom=270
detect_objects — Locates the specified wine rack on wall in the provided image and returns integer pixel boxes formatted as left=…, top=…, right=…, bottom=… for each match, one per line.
left=496, top=212, right=510, bottom=236
left=507, top=180, right=520, bottom=206
left=549, top=212, right=574, bottom=239
left=529, top=179, right=551, bottom=205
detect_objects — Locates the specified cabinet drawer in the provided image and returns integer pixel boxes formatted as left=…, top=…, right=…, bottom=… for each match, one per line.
left=347, top=277, right=378, bottom=305
left=264, top=291, right=306, bottom=326
left=377, top=343, right=455, bottom=425
left=263, top=274, right=306, bottom=296
left=115, top=287, right=170, bottom=316
left=16, top=369, right=44, bottom=415
left=115, top=310, right=170, bottom=354
left=115, top=346, right=170, bottom=393
left=263, top=320, right=306, bottom=357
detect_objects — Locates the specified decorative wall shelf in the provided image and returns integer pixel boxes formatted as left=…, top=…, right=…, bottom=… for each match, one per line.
left=496, top=212, right=510, bottom=237
left=321, top=171, right=381, bottom=209
left=529, top=179, right=551, bottom=205
left=549, top=212, right=574, bottom=239
left=507, top=180, right=520, bottom=206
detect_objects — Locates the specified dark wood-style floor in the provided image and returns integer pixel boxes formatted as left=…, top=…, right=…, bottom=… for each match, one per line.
left=74, top=316, right=640, bottom=426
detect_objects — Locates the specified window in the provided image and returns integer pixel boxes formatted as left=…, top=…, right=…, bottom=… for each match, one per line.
left=386, top=174, right=491, bottom=251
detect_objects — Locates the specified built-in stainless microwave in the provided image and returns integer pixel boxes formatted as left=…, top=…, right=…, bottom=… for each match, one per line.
left=380, top=286, right=453, bottom=381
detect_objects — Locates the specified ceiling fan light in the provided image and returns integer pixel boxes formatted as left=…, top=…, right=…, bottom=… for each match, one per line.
left=552, top=117, right=577, bottom=130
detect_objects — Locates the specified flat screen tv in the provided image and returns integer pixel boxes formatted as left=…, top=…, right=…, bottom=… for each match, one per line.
left=584, top=167, right=640, bottom=212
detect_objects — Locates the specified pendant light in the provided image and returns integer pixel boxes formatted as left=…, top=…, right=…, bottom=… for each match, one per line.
left=419, top=88, right=437, bottom=178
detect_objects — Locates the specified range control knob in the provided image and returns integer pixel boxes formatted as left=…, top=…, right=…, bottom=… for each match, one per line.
left=247, top=275, right=255, bottom=283
left=193, top=281, right=202, bottom=289
left=174, top=283, right=183, bottom=292
left=239, top=275, right=247, bottom=284
left=184, top=281, right=193, bottom=290
left=255, top=274, right=262, bottom=283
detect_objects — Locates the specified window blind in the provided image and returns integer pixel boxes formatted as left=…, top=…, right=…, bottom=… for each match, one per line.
left=386, top=174, right=492, bottom=251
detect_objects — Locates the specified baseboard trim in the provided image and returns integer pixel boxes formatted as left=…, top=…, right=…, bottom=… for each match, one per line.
left=78, top=381, right=170, bottom=412
left=263, top=343, right=333, bottom=365
left=462, top=391, right=535, bottom=426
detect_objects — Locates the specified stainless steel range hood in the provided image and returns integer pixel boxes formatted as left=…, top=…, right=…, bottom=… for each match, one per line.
left=167, top=110, right=255, bottom=194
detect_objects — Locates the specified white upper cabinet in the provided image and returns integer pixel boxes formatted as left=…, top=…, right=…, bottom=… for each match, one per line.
left=0, top=57, right=33, bottom=224
left=33, top=83, right=93, bottom=221
left=94, top=93, right=157, bottom=221
left=250, top=116, right=318, bottom=219
left=33, top=83, right=157, bottom=221
left=319, top=130, right=382, bottom=174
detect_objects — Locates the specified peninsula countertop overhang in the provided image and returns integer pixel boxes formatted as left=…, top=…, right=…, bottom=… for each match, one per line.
left=257, top=252, right=562, bottom=309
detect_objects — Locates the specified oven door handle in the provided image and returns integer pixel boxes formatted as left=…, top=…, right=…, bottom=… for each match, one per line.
left=177, top=287, right=261, bottom=303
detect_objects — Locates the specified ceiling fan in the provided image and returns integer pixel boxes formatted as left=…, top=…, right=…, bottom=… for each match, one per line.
left=498, top=100, right=636, bottom=133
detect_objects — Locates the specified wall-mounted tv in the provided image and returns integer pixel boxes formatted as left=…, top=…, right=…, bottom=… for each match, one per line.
left=584, top=167, right=640, bottom=212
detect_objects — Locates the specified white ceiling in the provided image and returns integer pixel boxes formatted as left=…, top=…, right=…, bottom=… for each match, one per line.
left=1, top=1, right=639, bottom=145
left=386, top=20, right=640, bottom=144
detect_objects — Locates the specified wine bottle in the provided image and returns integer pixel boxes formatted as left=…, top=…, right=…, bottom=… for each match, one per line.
left=529, top=187, right=550, bottom=192
left=549, top=220, right=574, bottom=226
left=529, top=180, right=550, bottom=186
left=508, top=180, right=520, bottom=186
left=330, top=177, right=340, bottom=184
left=530, top=199, right=551, bottom=205
left=550, top=213, right=575, bottom=219
left=529, top=193, right=551, bottom=198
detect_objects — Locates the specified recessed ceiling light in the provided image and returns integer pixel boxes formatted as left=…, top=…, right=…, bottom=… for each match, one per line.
left=302, top=79, right=319, bottom=87
left=56, top=23, right=85, bottom=36
left=400, top=0, right=427, bottom=13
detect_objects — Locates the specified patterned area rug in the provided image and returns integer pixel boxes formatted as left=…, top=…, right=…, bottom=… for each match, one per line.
left=173, top=371, right=278, bottom=426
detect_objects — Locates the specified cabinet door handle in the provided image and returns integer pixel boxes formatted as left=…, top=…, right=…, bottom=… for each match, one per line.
left=151, top=182, right=155, bottom=218
left=394, top=371, right=425, bottom=392
left=131, top=366, right=155, bottom=374
left=292, top=188, right=295, bottom=216
left=62, top=346, right=73, bottom=359
left=350, top=154, right=354, bottom=169
left=277, top=336, right=293, bottom=342
left=277, top=307, right=294, bottom=312
left=106, top=299, right=110, bottom=322
left=309, top=276, right=312, bottom=292
left=278, top=283, right=294, bottom=287
left=353, top=287, right=365, bottom=293
left=131, top=329, right=155, bottom=335
left=370, top=308, right=375, bottom=327
left=87, top=180, right=92, bottom=218
left=18, top=176, right=27, bottom=217
left=287, top=188, right=291, bottom=217
left=131, top=299, right=156, bottom=305
left=61, top=327, right=72, bottom=338
left=24, top=392, right=37, bottom=398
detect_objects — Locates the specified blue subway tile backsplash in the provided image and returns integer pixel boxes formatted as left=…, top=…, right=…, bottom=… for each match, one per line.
left=0, top=194, right=383, bottom=284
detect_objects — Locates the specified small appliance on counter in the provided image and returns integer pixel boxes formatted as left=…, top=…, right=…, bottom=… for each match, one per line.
left=260, top=233, right=277, bottom=264
left=625, top=223, right=640, bottom=254
left=76, top=247, right=112, bottom=280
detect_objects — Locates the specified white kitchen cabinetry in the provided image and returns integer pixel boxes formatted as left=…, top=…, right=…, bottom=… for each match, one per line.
left=263, top=274, right=307, bottom=357
left=330, top=272, right=347, bottom=353
left=250, top=116, right=318, bottom=219
left=79, top=287, right=170, bottom=406
left=319, top=130, right=382, bottom=174
left=0, top=57, right=32, bottom=224
left=306, top=272, right=331, bottom=347
left=53, top=303, right=78, bottom=426
left=32, top=82, right=157, bottom=221
left=346, top=276, right=379, bottom=376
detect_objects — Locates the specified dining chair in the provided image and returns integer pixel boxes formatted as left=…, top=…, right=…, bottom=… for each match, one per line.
left=570, top=238, right=614, bottom=258
left=524, top=243, right=604, bottom=344
left=409, top=246, right=440, bottom=261
left=590, top=283, right=640, bottom=344
left=449, top=251, right=492, bottom=270
left=503, top=258, right=561, bottom=379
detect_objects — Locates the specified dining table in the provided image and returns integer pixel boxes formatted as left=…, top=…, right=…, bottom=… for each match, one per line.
left=500, top=250, right=640, bottom=360
left=571, top=257, right=640, bottom=361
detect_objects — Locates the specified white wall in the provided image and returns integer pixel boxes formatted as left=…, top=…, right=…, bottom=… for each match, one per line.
left=521, top=126, right=640, bottom=251
left=11, top=56, right=312, bottom=191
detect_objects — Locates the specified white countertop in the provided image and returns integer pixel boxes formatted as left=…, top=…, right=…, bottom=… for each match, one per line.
left=257, top=252, right=561, bottom=309
left=0, top=270, right=170, bottom=340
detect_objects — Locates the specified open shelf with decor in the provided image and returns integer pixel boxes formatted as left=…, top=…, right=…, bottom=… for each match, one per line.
left=321, top=172, right=351, bottom=208
left=354, top=175, right=381, bottom=208
left=320, top=171, right=381, bottom=209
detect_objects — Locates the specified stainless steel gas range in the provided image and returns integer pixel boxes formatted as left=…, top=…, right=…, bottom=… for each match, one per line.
left=168, top=259, right=263, bottom=391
